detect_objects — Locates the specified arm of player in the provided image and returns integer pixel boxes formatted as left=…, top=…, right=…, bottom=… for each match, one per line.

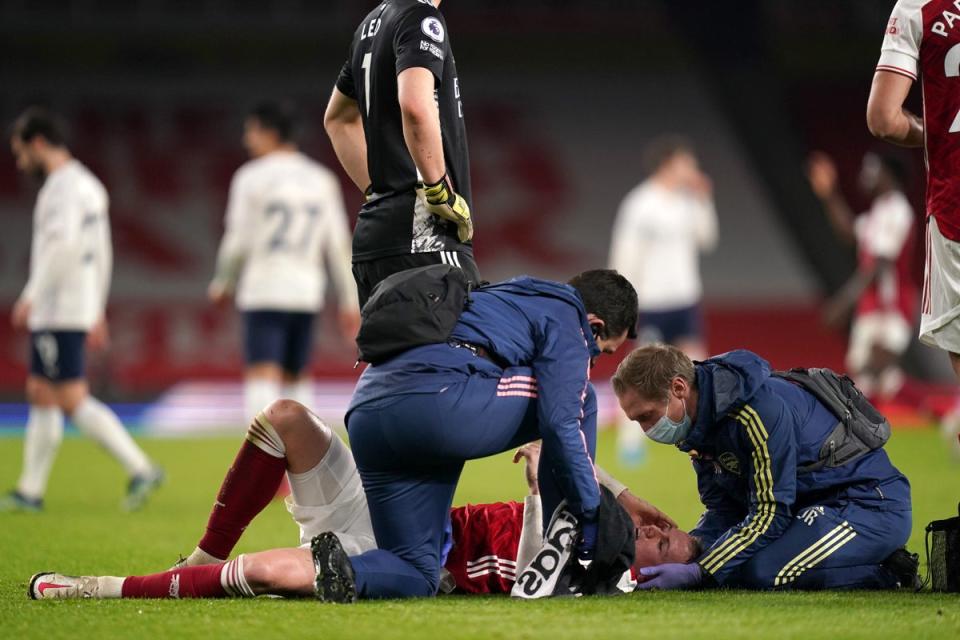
left=398, top=67, right=446, bottom=185
left=96, top=210, right=113, bottom=321
left=324, top=87, right=371, bottom=193
left=531, top=306, right=601, bottom=519
left=695, top=398, right=796, bottom=587
left=806, top=152, right=856, bottom=245
left=209, top=172, right=252, bottom=302
left=691, top=175, right=718, bottom=252
left=870, top=1, right=923, bottom=147
left=822, top=261, right=891, bottom=329
left=15, top=200, right=82, bottom=327
left=594, top=465, right=678, bottom=529
left=867, top=71, right=923, bottom=148
left=512, top=441, right=544, bottom=574
left=689, top=460, right=748, bottom=549
left=321, top=173, right=360, bottom=321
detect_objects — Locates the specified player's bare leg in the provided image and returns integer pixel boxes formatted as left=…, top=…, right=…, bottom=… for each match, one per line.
left=30, top=547, right=317, bottom=600
left=862, top=343, right=903, bottom=401
left=244, top=362, right=283, bottom=426
left=180, top=399, right=333, bottom=567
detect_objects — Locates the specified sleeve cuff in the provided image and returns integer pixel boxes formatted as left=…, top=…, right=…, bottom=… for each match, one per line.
left=877, top=50, right=918, bottom=80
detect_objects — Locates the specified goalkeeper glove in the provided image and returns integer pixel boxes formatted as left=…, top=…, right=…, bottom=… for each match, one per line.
left=421, top=174, right=473, bottom=243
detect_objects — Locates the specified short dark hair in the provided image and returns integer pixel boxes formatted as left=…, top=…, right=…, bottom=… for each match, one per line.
left=876, top=152, right=908, bottom=189
left=567, top=269, right=639, bottom=340
left=643, top=134, right=694, bottom=175
left=248, top=101, right=298, bottom=142
left=10, top=106, right=68, bottom=147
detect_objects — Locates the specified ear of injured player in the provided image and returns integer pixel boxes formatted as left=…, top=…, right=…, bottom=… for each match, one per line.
left=632, top=524, right=700, bottom=571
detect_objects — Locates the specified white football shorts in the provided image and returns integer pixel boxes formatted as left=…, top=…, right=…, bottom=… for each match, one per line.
left=920, top=216, right=960, bottom=355
left=284, top=432, right=376, bottom=556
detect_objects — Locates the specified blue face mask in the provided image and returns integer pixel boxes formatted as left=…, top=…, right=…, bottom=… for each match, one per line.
left=646, top=396, right=691, bottom=445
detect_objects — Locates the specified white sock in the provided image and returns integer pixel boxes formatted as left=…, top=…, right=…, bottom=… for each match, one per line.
left=71, top=396, right=152, bottom=476
left=220, top=554, right=255, bottom=597
left=878, top=367, right=905, bottom=400
left=284, top=378, right=314, bottom=411
left=244, top=378, right=281, bottom=424
left=97, top=576, right=124, bottom=599
left=16, top=406, right=65, bottom=500
left=185, top=546, right=223, bottom=567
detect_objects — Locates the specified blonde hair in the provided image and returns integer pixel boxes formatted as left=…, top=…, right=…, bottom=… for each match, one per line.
left=611, top=343, right=694, bottom=401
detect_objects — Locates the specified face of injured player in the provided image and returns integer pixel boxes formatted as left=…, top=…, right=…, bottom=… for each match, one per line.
left=10, top=136, right=47, bottom=182
left=632, top=524, right=700, bottom=570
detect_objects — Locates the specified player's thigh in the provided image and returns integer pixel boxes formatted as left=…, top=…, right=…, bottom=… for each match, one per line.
left=446, top=250, right=481, bottom=283
left=286, top=431, right=377, bottom=555
left=358, top=463, right=462, bottom=580
left=846, top=314, right=880, bottom=372
left=280, top=312, right=315, bottom=377
left=739, top=503, right=908, bottom=589
left=920, top=218, right=960, bottom=353
left=25, top=376, right=57, bottom=407
left=243, top=310, right=287, bottom=368
left=56, top=380, right=90, bottom=416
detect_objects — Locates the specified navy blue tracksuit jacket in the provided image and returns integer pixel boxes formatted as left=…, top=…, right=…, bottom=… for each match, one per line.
left=683, top=350, right=911, bottom=589
left=345, top=277, right=602, bottom=597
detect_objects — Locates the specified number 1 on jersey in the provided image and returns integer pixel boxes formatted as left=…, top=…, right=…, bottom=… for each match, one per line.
left=362, top=52, right=372, bottom=116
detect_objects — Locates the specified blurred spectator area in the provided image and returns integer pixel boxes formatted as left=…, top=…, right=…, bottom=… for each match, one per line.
left=0, top=1, right=937, bottom=397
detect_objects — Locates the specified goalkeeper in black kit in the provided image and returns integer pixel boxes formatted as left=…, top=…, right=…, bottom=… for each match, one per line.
left=323, top=0, right=480, bottom=308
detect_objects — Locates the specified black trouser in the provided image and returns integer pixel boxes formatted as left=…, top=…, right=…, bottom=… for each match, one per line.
left=352, top=250, right=481, bottom=310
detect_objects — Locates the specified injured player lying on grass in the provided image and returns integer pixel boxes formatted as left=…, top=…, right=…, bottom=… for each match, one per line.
left=29, top=400, right=693, bottom=600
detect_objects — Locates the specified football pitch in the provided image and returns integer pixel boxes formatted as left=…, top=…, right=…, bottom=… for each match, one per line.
left=1, top=426, right=958, bottom=640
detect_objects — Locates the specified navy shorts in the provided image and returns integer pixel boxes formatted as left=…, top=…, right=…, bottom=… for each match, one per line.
left=637, top=304, right=704, bottom=345
left=30, top=331, right=86, bottom=382
left=243, top=310, right=315, bottom=374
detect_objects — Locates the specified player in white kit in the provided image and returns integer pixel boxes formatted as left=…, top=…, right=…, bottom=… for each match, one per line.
left=608, top=136, right=718, bottom=465
left=869, top=0, right=960, bottom=455
left=2, top=107, right=163, bottom=512
left=208, top=103, right=359, bottom=422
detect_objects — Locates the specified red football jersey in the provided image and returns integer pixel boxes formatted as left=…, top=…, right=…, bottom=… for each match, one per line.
left=878, top=1, right=960, bottom=241
left=444, top=501, right=524, bottom=594
left=854, top=191, right=917, bottom=321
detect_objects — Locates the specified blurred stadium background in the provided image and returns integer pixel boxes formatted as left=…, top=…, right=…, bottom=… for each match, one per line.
left=0, top=0, right=957, bottom=437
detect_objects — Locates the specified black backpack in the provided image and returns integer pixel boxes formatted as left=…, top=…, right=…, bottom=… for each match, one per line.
left=773, top=367, right=891, bottom=473
left=356, top=264, right=472, bottom=365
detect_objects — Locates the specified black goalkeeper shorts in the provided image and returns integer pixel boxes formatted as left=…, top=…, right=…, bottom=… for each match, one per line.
left=353, top=251, right=481, bottom=311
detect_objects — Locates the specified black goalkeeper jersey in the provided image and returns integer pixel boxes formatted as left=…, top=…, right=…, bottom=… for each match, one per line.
left=337, top=0, right=472, bottom=262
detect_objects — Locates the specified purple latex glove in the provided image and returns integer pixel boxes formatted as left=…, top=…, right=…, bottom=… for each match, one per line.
left=635, top=563, right=704, bottom=590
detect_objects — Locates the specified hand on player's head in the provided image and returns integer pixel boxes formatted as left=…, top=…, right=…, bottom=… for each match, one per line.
left=632, top=525, right=699, bottom=571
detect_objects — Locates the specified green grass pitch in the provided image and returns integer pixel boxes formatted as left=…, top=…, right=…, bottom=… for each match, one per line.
left=1, top=426, right=959, bottom=639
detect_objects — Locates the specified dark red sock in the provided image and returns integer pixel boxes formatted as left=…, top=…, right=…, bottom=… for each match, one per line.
left=121, top=564, right=227, bottom=599
left=197, top=440, right=287, bottom=559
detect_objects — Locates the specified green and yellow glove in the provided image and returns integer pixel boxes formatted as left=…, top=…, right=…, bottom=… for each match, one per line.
left=421, top=175, right=473, bottom=243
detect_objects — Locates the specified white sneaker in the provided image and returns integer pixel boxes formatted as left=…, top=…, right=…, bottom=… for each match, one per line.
left=29, top=572, right=103, bottom=599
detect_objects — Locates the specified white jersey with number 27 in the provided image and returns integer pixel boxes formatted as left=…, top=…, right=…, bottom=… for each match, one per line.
left=216, top=151, right=357, bottom=312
